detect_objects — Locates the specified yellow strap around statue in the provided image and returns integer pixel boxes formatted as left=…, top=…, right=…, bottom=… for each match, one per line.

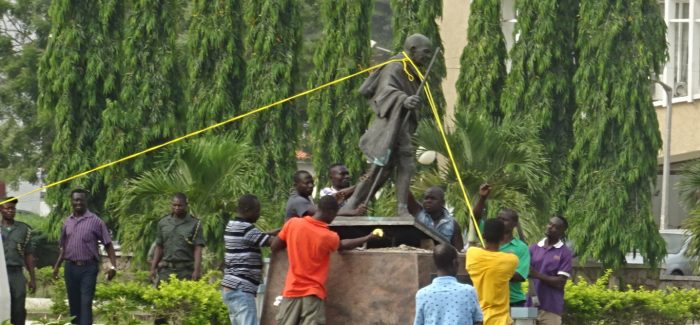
left=0, top=58, right=406, bottom=206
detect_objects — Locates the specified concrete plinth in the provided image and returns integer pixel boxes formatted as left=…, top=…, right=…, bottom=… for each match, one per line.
left=260, top=249, right=470, bottom=324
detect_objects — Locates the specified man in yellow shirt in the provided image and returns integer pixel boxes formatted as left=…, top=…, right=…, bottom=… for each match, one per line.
left=467, top=219, right=519, bottom=325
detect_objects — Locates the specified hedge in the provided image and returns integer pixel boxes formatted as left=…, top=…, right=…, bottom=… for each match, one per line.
left=31, top=268, right=700, bottom=324
left=564, top=270, right=700, bottom=324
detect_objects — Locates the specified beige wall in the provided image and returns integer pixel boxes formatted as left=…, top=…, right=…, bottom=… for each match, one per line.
left=440, top=0, right=470, bottom=130
left=656, top=101, right=700, bottom=163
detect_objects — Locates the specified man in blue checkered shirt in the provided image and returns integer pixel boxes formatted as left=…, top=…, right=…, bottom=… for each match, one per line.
left=414, top=244, right=483, bottom=325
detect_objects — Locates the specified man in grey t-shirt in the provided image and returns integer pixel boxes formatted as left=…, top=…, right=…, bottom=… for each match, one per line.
left=285, top=170, right=316, bottom=222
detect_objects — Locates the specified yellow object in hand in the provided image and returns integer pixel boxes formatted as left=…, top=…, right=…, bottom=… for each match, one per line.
left=372, top=228, right=384, bottom=237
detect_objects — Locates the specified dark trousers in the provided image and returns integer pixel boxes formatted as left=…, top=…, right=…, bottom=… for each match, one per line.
left=64, top=261, right=98, bottom=325
left=7, top=266, right=26, bottom=325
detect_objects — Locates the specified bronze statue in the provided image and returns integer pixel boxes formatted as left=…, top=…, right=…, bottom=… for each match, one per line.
left=341, top=34, right=434, bottom=216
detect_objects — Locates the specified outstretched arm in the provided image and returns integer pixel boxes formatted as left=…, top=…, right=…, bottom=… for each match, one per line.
left=271, top=236, right=287, bottom=252
left=339, top=233, right=379, bottom=251
left=472, top=184, right=491, bottom=222
left=407, top=191, right=422, bottom=216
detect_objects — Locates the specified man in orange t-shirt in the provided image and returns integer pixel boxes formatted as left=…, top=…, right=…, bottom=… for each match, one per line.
left=272, top=195, right=378, bottom=325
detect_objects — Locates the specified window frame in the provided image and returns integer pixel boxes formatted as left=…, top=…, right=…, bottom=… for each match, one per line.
left=655, top=0, right=700, bottom=106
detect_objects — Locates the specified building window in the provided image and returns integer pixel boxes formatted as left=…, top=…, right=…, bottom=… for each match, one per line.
left=656, top=0, right=700, bottom=103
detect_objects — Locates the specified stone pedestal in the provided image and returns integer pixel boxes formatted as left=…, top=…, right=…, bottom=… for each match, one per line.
left=260, top=249, right=469, bottom=325
left=260, top=216, right=470, bottom=324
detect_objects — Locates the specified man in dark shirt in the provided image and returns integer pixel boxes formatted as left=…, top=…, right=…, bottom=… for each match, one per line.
left=1, top=197, right=36, bottom=325
left=150, top=193, right=205, bottom=284
left=150, top=193, right=205, bottom=325
left=285, top=170, right=316, bottom=221
left=407, top=187, right=463, bottom=248
left=53, top=189, right=118, bottom=325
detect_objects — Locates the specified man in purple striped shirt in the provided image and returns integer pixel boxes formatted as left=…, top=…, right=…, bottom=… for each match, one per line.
left=52, top=189, right=118, bottom=325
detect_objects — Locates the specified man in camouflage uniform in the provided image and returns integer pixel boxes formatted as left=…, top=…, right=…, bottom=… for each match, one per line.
left=149, top=193, right=204, bottom=284
left=1, top=197, right=36, bottom=325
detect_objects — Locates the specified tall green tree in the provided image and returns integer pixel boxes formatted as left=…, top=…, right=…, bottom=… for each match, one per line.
left=241, top=0, right=302, bottom=214
left=500, top=0, right=578, bottom=213
left=390, top=0, right=446, bottom=114
left=0, top=0, right=51, bottom=184
left=567, top=0, right=667, bottom=269
left=37, top=0, right=122, bottom=228
left=454, top=0, right=507, bottom=122
left=96, top=0, right=184, bottom=209
left=186, top=0, right=245, bottom=132
left=307, top=0, right=373, bottom=188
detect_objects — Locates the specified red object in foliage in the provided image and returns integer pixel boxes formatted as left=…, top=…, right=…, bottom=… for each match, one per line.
left=295, top=150, right=310, bottom=160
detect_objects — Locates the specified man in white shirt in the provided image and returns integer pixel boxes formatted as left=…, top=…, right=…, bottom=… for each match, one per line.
left=320, top=164, right=367, bottom=216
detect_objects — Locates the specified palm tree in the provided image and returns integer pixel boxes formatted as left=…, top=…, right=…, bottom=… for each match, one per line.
left=109, top=135, right=270, bottom=266
left=678, top=160, right=700, bottom=259
left=412, top=114, right=550, bottom=241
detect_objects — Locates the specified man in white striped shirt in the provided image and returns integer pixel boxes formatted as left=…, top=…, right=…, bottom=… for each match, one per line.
left=222, top=194, right=272, bottom=325
left=321, top=163, right=368, bottom=216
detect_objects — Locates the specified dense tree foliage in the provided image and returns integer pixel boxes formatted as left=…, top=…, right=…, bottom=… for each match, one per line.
left=186, top=0, right=245, bottom=132
left=500, top=0, right=578, bottom=213
left=307, top=0, right=373, bottom=188
left=567, top=0, right=667, bottom=269
left=37, top=0, right=123, bottom=228
left=0, top=0, right=50, bottom=184
left=240, top=0, right=302, bottom=216
left=95, top=0, right=184, bottom=208
left=454, top=0, right=507, bottom=122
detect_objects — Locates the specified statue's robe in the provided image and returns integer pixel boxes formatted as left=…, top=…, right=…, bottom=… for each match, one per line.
left=359, top=53, right=421, bottom=166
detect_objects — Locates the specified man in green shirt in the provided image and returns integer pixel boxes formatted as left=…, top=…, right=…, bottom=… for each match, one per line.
left=149, top=193, right=205, bottom=285
left=476, top=188, right=530, bottom=306
left=496, top=209, right=530, bottom=306
left=1, top=197, right=36, bottom=325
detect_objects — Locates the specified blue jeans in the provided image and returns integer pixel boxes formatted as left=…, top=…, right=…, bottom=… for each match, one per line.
left=222, top=287, right=257, bottom=325
left=64, top=261, right=98, bottom=325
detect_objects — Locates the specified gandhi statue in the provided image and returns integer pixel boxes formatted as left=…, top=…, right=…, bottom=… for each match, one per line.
left=340, top=34, right=433, bottom=216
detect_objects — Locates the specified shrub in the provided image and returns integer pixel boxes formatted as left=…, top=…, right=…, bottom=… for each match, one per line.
left=564, top=270, right=700, bottom=324
left=143, top=272, right=228, bottom=325
left=50, top=268, right=68, bottom=317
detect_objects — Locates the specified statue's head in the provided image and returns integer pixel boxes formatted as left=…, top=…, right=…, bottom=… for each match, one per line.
left=403, top=34, right=433, bottom=67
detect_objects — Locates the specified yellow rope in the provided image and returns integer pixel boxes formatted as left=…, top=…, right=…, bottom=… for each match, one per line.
left=3, top=52, right=487, bottom=248
left=0, top=58, right=405, bottom=206
left=402, top=52, right=486, bottom=247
